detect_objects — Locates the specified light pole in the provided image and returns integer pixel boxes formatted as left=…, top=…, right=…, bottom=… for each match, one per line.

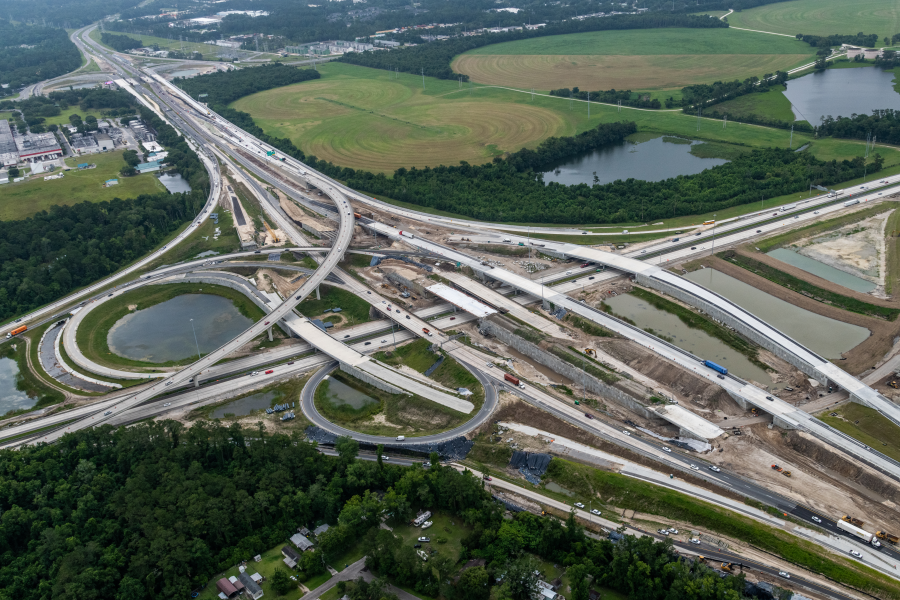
left=190, top=318, right=201, bottom=360
left=710, top=213, right=717, bottom=256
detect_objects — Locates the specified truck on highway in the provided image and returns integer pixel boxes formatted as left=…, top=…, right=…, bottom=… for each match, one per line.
left=836, top=519, right=877, bottom=544
left=844, top=199, right=860, bottom=207
left=827, top=190, right=845, bottom=198
left=876, top=531, right=899, bottom=545
left=703, top=360, right=728, bottom=375
left=504, top=373, right=525, bottom=388
left=6, top=325, right=26, bottom=338
left=779, top=203, right=798, bottom=212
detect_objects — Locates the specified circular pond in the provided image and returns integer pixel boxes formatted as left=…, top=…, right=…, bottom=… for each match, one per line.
left=107, top=294, right=253, bottom=363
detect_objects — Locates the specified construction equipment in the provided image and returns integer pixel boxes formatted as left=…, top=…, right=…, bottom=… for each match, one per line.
left=584, top=348, right=596, bottom=357
left=771, top=464, right=782, bottom=472
left=750, top=407, right=759, bottom=416
left=782, top=471, right=792, bottom=477
left=842, top=515, right=865, bottom=528
left=890, top=380, right=899, bottom=389
left=720, top=563, right=733, bottom=572
left=264, top=220, right=278, bottom=243
left=876, top=531, right=899, bottom=544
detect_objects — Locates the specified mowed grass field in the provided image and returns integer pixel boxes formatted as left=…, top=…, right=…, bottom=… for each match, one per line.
left=726, top=0, right=900, bottom=37
left=452, top=28, right=815, bottom=91
left=231, top=62, right=894, bottom=174
left=705, top=84, right=799, bottom=122
left=0, top=151, right=165, bottom=221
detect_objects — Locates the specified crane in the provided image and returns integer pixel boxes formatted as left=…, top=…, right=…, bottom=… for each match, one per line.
left=264, top=220, right=278, bottom=243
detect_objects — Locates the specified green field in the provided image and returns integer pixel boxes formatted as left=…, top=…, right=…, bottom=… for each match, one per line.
left=705, top=84, right=800, bottom=123
left=820, top=403, right=900, bottom=463
left=232, top=62, right=894, bottom=175
left=453, top=28, right=815, bottom=91
left=0, top=151, right=165, bottom=221
left=726, top=0, right=900, bottom=37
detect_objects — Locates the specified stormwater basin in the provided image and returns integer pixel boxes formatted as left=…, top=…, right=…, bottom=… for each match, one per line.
left=767, top=248, right=876, bottom=293
left=158, top=173, right=192, bottom=194
left=0, top=355, right=33, bottom=415
left=682, top=269, right=869, bottom=358
left=541, top=135, right=727, bottom=186
left=170, top=69, right=202, bottom=78
left=108, top=294, right=253, bottom=363
left=321, top=376, right=378, bottom=409
left=604, top=294, right=773, bottom=386
left=783, top=67, right=900, bottom=126
left=211, top=391, right=280, bottom=418
left=544, top=482, right=575, bottom=496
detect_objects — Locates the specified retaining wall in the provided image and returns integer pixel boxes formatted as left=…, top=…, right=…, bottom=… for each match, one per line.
left=635, top=275, right=828, bottom=385
left=480, top=318, right=662, bottom=421
left=386, top=272, right=431, bottom=298
left=340, top=362, right=407, bottom=395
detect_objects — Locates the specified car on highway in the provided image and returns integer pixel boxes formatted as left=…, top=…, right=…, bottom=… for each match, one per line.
left=344, top=334, right=350, bottom=338
left=662, top=446, right=671, bottom=453
left=450, top=316, right=456, bottom=320
left=756, top=229, right=762, bottom=233
left=163, top=403, right=171, bottom=407
left=251, top=371, right=260, bottom=376
left=381, top=339, right=387, bottom=343
left=566, top=271, right=572, bottom=275
left=814, top=211, right=819, bottom=214
left=690, top=538, right=700, bottom=545
left=708, top=465, right=721, bottom=473
left=589, top=276, right=595, bottom=280
left=287, top=361, right=295, bottom=365
left=381, top=455, right=389, bottom=460
left=265, top=369, right=273, bottom=374
left=367, top=291, right=371, bottom=294
left=766, top=395, right=774, bottom=401
left=590, top=509, right=601, bottom=516
left=584, top=413, right=594, bottom=419
left=691, top=247, right=696, bottom=250
left=486, top=362, right=493, bottom=368
left=574, top=502, right=585, bottom=509
left=657, top=529, right=668, bottom=535
left=778, top=571, right=790, bottom=579
left=406, top=315, right=411, bottom=319
left=810, top=516, right=822, bottom=523
left=689, top=464, right=699, bottom=471
left=640, top=250, right=646, bottom=254
left=668, top=528, right=678, bottom=534
left=364, top=342, right=371, bottom=345
left=104, top=411, right=112, bottom=416
left=849, top=549, right=862, bottom=559
left=622, top=430, right=631, bottom=436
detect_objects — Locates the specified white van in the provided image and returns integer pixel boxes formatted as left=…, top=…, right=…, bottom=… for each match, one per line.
left=396, top=435, right=405, bottom=441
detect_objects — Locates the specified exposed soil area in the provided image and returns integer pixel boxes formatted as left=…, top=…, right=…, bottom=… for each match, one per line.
left=684, top=255, right=893, bottom=375
left=793, top=212, right=890, bottom=284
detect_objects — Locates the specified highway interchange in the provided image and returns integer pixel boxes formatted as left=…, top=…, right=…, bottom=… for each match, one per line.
left=2, top=24, right=900, bottom=596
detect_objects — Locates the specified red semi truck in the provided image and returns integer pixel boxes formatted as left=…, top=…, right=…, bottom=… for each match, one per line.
left=504, top=373, right=525, bottom=388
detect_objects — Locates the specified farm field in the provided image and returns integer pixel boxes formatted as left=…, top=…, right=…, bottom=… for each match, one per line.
left=231, top=62, right=891, bottom=174
left=725, top=0, right=900, bottom=37
left=0, top=150, right=165, bottom=221
left=453, top=28, right=815, bottom=91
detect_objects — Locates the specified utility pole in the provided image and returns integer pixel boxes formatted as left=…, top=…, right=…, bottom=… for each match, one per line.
left=789, top=123, right=793, bottom=148
left=710, top=214, right=717, bottom=256
left=723, top=114, right=727, bottom=129
left=421, top=68, right=425, bottom=90
left=587, top=92, right=590, bottom=119
left=697, top=107, right=701, bottom=131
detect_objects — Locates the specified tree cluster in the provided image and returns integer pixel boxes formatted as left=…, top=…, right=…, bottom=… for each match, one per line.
left=679, top=72, right=788, bottom=111
left=136, top=104, right=209, bottom=191
left=795, top=32, right=880, bottom=48
left=175, top=64, right=320, bottom=106
left=819, top=109, right=900, bottom=145
left=1, top=88, right=139, bottom=134
left=875, top=50, right=900, bottom=69
left=549, top=88, right=661, bottom=109
left=100, top=32, right=143, bottom=52
left=698, top=107, right=812, bottom=132
left=337, top=14, right=727, bottom=81
left=0, top=19, right=81, bottom=92
left=0, top=191, right=206, bottom=321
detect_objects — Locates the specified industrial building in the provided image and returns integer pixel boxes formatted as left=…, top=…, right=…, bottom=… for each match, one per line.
left=0, top=120, right=20, bottom=166
left=1, top=120, right=63, bottom=164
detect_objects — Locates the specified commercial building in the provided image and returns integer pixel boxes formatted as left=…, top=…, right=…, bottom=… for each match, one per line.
left=15, top=132, right=63, bottom=163
left=70, top=133, right=99, bottom=154
left=0, top=120, right=18, bottom=166
left=94, top=132, right=114, bottom=151
left=135, top=160, right=163, bottom=173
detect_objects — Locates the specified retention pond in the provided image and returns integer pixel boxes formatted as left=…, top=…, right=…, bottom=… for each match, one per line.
left=682, top=269, right=869, bottom=358
left=320, top=376, right=378, bottom=409
left=108, top=294, right=253, bottom=363
left=783, top=67, right=900, bottom=126
left=0, top=353, right=32, bottom=416
left=541, top=135, right=727, bottom=186
left=211, top=391, right=280, bottom=418
left=767, top=248, right=876, bottom=293
left=605, top=294, right=773, bottom=386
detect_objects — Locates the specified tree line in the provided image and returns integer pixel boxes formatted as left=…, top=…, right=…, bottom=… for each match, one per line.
left=549, top=88, right=661, bottom=109
left=175, top=64, right=320, bottom=106
left=679, top=72, right=788, bottom=111
left=0, top=19, right=81, bottom=92
left=337, top=14, right=727, bottom=81
left=0, top=191, right=206, bottom=322
left=819, top=109, right=900, bottom=145
left=0, top=421, right=754, bottom=600
left=795, top=32, right=880, bottom=48
left=100, top=32, right=143, bottom=52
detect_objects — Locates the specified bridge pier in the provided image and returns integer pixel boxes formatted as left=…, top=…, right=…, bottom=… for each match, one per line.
left=267, top=326, right=273, bottom=342
left=315, top=285, right=320, bottom=300
left=194, top=377, right=200, bottom=388
left=773, top=415, right=799, bottom=430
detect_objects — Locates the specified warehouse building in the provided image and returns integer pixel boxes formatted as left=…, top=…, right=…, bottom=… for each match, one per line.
left=15, top=131, right=63, bottom=163
left=0, top=120, right=20, bottom=166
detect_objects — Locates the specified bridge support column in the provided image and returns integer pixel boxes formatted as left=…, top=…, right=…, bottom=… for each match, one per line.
left=267, top=326, right=273, bottom=342
left=773, top=415, right=799, bottom=430
left=315, top=286, right=320, bottom=300
left=725, top=389, right=750, bottom=410
left=194, top=377, right=200, bottom=388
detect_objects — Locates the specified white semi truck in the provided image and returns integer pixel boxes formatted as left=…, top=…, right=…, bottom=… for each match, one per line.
left=836, top=519, right=881, bottom=547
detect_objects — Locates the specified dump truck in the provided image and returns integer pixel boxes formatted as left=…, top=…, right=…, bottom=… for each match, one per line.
left=842, top=515, right=865, bottom=528
left=876, top=531, right=899, bottom=545
left=6, top=325, right=26, bottom=339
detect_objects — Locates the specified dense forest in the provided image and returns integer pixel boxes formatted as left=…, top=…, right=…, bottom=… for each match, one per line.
left=100, top=32, right=143, bottom=52
left=0, top=20, right=81, bottom=92
left=102, top=0, right=781, bottom=47
left=0, top=191, right=206, bottom=321
left=337, top=14, right=727, bottom=81
left=549, top=88, right=661, bottom=109
left=0, top=421, right=753, bottom=600
left=175, top=64, right=320, bottom=106
left=819, top=110, right=900, bottom=145
left=0, top=0, right=142, bottom=27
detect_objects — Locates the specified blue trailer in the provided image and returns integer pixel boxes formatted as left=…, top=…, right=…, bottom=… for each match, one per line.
left=704, top=360, right=728, bottom=375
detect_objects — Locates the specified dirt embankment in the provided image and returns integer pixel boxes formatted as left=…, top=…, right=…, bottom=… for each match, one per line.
left=691, top=254, right=899, bottom=375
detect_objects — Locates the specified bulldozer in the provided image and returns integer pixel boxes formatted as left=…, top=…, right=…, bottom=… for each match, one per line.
left=890, top=380, right=899, bottom=389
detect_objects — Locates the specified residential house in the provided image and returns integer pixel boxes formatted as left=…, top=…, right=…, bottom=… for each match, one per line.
left=239, top=572, right=264, bottom=599
left=282, top=545, right=300, bottom=568
left=290, top=532, right=314, bottom=551
left=215, top=578, right=238, bottom=598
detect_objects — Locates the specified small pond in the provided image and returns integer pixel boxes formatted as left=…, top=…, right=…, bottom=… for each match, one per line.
left=321, top=376, right=378, bottom=409
left=0, top=354, right=33, bottom=416
left=211, top=391, right=280, bottom=418
left=158, top=173, right=192, bottom=194
left=783, top=67, right=900, bottom=126
left=767, top=248, right=876, bottom=293
left=605, top=294, right=773, bottom=386
left=544, top=482, right=575, bottom=496
left=682, top=269, right=869, bottom=358
left=170, top=69, right=202, bottom=78
left=195, top=250, right=220, bottom=258
left=541, top=135, right=728, bottom=186
left=108, top=294, right=253, bottom=363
